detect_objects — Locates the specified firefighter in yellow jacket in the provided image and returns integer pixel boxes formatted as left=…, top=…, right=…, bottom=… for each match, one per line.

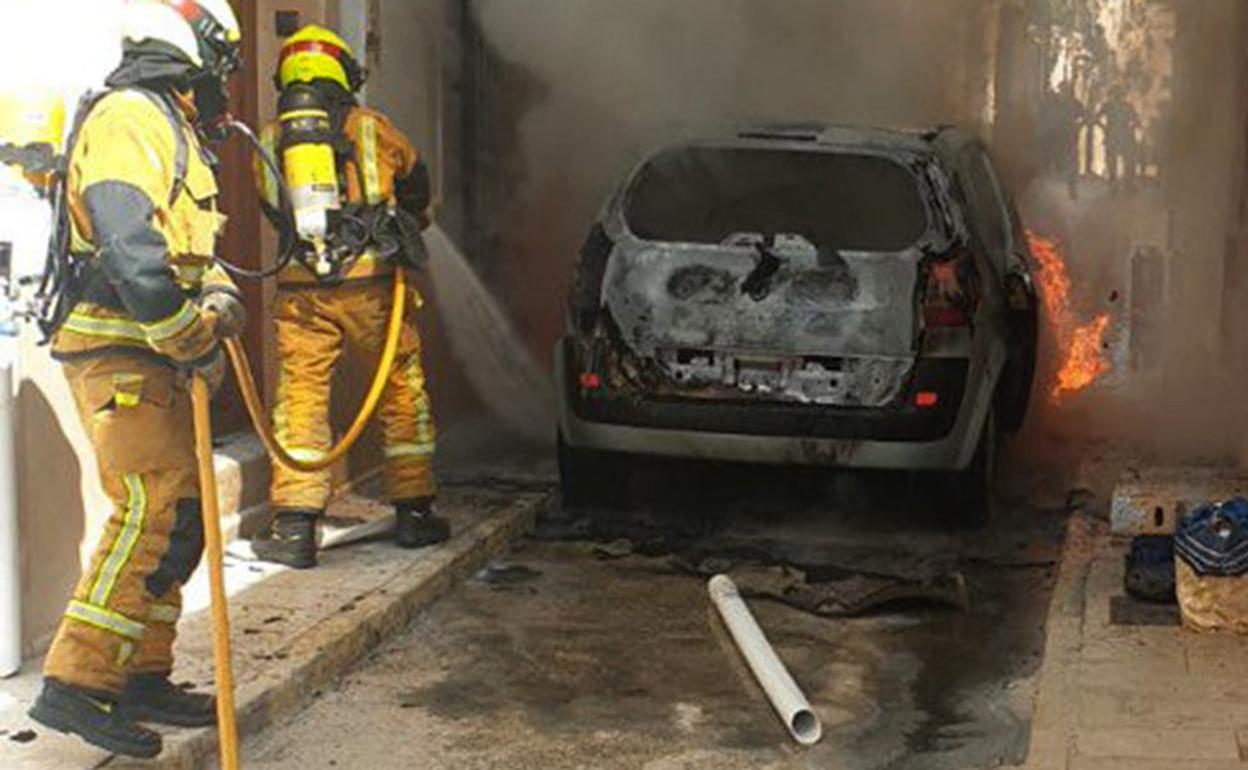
left=250, top=25, right=445, bottom=569
left=26, top=0, right=246, bottom=760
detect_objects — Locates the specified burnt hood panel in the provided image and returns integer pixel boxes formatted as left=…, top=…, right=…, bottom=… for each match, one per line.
left=603, top=241, right=920, bottom=358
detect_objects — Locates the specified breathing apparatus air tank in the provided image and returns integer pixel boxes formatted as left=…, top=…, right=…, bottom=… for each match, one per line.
left=277, top=84, right=340, bottom=276
left=0, top=89, right=65, bottom=285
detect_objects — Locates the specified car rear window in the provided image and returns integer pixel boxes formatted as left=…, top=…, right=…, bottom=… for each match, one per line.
left=624, top=147, right=929, bottom=252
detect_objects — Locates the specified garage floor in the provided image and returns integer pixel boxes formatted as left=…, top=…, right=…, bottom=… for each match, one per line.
left=246, top=454, right=1068, bottom=770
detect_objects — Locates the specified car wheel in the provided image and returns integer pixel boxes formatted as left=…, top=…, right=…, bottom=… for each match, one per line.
left=557, top=430, right=628, bottom=509
left=941, top=409, right=997, bottom=528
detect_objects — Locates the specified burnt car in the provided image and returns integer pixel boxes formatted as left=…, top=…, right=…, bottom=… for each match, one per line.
left=555, top=124, right=1038, bottom=522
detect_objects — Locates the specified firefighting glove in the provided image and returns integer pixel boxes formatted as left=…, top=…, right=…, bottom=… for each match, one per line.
left=200, top=289, right=246, bottom=339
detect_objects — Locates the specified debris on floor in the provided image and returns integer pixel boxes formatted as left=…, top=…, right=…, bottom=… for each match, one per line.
left=707, top=574, right=823, bottom=746
left=703, top=562, right=971, bottom=617
left=1109, top=594, right=1179, bottom=627
left=576, top=535, right=971, bottom=617
left=8, top=730, right=36, bottom=744
left=591, top=538, right=636, bottom=560
left=474, top=562, right=543, bottom=588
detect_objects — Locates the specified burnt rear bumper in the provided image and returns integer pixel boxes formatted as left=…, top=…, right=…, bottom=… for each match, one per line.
left=555, top=338, right=988, bottom=471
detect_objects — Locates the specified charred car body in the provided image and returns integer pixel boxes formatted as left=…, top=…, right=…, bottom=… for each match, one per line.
left=556, top=125, right=1038, bottom=521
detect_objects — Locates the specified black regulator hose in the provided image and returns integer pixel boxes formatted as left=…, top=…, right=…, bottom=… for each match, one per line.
left=212, top=117, right=301, bottom=281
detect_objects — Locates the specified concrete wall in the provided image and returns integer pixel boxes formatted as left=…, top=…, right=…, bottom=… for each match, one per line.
left=16, top=332, right=112, bottom=655
left=1168, top=1, right=1247, bottom=388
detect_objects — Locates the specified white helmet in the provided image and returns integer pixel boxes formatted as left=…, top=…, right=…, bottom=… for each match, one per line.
left=122, top=0, right=242, bottom=76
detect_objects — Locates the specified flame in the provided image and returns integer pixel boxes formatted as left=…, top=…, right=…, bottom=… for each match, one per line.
left=1026, top=231, right=1111, bottom=401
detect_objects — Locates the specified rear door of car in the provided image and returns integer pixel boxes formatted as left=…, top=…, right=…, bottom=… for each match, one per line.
left=610, top=142, right=936, bottom=360
left=952, top=141, right=1036, bottom=430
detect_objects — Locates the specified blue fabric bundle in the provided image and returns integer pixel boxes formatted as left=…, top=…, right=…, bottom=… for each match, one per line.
left=1176, top=497, right=1248, bottom=577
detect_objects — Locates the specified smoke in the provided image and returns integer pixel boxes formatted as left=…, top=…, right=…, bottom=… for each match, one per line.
left=1015, top=0, right=1248, bottom=464
left=467, top=0, right=1248, bottom=466
left=471, top=0, right=996, bottom=361
left=425, top=224, right=554, bottom=444
left=1153, top=0, right=1248, bottom=462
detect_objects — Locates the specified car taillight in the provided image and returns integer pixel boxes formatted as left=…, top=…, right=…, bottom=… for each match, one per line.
left=914, top=390, right=939, bottom=409
left=924, top=304, right=970, bottom=327
left=923, top=256, right=978, bottom=328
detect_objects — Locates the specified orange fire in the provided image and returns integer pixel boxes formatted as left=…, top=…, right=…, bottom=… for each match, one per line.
left=1026, top=231, right=1111, bottom=401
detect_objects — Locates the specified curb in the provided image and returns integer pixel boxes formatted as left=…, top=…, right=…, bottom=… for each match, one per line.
left=1024, top=512, right=1100, bottom=770
left=116, top=492, right=545, bottom=770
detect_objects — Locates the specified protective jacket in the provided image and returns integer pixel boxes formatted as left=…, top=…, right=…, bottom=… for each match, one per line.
left=257, top=103, right=432, bottom=286
left=51, top=88, right=239, bottom=363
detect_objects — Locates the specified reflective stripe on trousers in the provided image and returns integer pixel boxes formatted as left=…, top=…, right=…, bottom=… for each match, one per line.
left=88, top=473, right=148, bottom=606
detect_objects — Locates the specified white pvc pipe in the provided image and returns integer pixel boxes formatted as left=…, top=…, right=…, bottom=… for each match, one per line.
left=0, top=336, right=20, bottom=676
left=708, top=574, right=822, bottom=746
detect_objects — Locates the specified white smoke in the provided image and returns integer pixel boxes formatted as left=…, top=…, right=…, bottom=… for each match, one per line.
left=425, top=224, right=555, bottom=444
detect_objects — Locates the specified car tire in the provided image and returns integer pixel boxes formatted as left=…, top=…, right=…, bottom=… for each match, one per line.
left=941, top=409, right=997, bottom=528
left=557, top=430, right=628, bottom=509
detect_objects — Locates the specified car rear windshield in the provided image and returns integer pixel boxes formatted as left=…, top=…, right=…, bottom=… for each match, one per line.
left=624, top=146, right=929, bottom=252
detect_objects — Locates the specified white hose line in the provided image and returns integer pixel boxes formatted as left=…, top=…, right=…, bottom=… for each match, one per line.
left=708, top=574, right=822, bottom=746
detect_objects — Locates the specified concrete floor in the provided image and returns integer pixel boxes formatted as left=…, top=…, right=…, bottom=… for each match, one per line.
left=247, top=451, right=1068, bottom=770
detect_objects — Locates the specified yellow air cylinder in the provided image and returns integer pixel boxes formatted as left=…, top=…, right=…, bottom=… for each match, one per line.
left=283, top=138, right=338, bottom=239
left=277, top=85, right=340, bottom=254
left=0, top=88, right=65, bottom=189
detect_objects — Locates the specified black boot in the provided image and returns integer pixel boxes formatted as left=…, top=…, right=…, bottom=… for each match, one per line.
left=28, top=679, right=162, bottom=759
left=395, top=498, right=450, bottom=549
left=252, top=509, right=319, bottom=569
left=119, top=673, right=216, bottom=727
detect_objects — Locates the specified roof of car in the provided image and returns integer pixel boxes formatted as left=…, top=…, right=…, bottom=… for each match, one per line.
left=723, top=123, right=968, bottom=154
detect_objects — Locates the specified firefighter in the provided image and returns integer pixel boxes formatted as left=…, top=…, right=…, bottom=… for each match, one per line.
left=26, top=0, right=246, bottom=759
left=250, top=24, right=445, bottom=569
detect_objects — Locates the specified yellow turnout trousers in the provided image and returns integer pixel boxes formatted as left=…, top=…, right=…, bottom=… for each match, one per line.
left=44, top=355, right=201, bottom=695
left=270, top=277, right=437, bottom=511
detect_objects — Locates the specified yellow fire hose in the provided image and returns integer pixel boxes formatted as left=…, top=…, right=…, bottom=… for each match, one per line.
left=225, top=267, right=409, bottom=473
left=190, top=374, right=241, bottom=770
left=188, top=269, right=408, bottom=768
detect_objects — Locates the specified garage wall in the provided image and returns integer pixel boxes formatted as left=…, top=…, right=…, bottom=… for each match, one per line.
left=467, top=0, right=1003, bottom=365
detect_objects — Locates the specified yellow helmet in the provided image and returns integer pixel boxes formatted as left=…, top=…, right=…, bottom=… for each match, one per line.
left=277, top=24, right=364, bottom=92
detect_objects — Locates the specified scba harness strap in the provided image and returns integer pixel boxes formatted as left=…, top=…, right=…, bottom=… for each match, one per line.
left=73, top=89, right=192, bottom=209
left=38, top=88, right=193, bottom=341
left=271, top=107, right=420, bottom=282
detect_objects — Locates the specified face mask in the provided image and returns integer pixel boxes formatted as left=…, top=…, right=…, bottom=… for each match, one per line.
left=192, top=71, right=231, bottom=141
